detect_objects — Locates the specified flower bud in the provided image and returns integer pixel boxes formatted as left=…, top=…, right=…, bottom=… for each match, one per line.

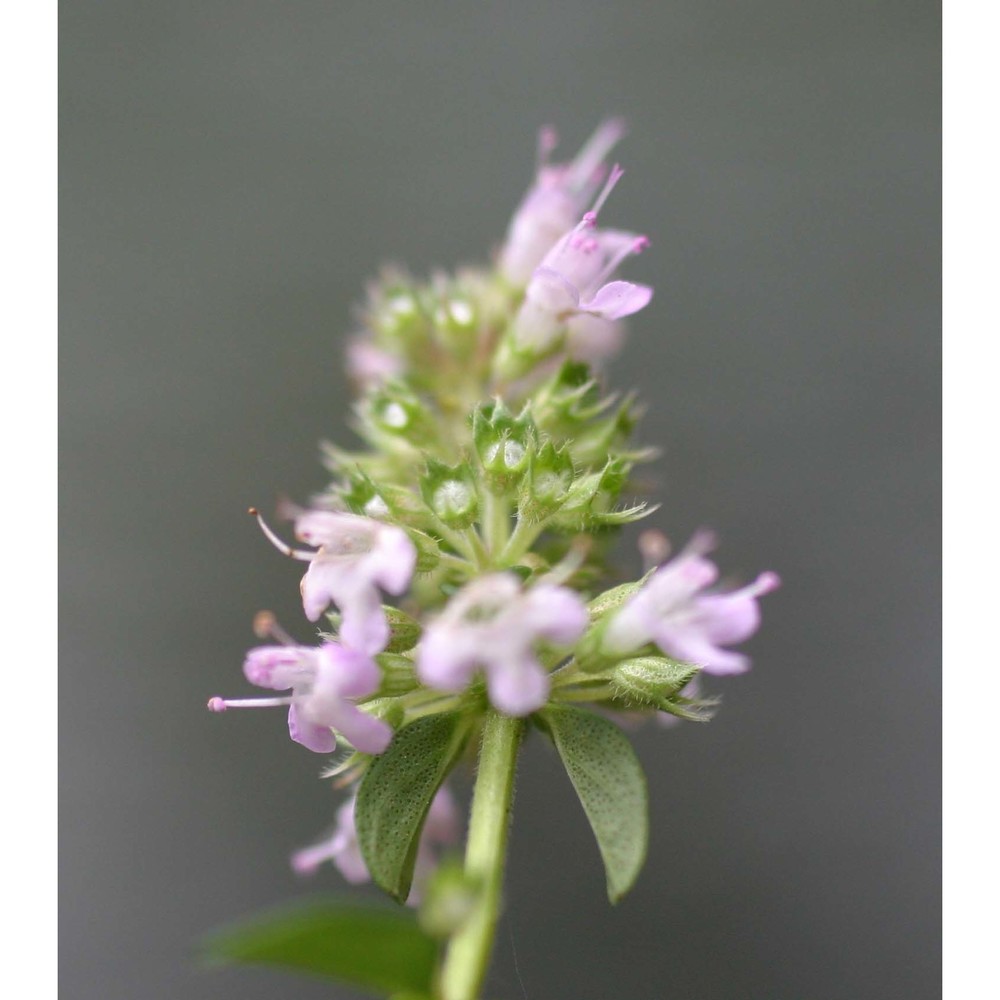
left=373, top=285, right=427, bottom=345
left=517, top=441, right=574, bottom=523
left=342, top=472, right=437, bottom=536
left=472, top=401, right=534, bottom=493
left=432, top=294, right=479, bottom=361
left=373, top=651, right=421, bottom=695
left=609, top=655, right=700, bottom=708
left=363, top=383, right=435, bottom=443
left=553, top=456, right=634, bottom=529
left=420, top=459, right=479, bottom=528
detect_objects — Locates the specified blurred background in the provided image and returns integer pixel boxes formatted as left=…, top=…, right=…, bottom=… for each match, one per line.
left=60, top=2, right=940, bottom=998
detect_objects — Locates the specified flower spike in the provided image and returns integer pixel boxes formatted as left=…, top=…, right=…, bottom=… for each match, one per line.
left=206, top=123, right=780, bottom=984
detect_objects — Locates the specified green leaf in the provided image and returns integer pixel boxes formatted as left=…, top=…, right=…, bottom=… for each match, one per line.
left=201, top=896, right=438, bottom=996
left=540, top=704, right=648, bottom=903
left=586, top=577, right=647, bottom=617
left=355, top=712, right=470, bottom=903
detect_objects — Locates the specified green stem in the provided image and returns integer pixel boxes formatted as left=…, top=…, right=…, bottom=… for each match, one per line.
left=481, top=491, right=511, bottom=558
left=432, top=520, right=481, bottom=564
left=438, top=711, right=524, bottom=1000
left=497, top=515, right=544, bottom=565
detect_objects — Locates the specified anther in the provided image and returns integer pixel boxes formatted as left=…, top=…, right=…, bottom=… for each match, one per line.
left=638, top=530, right=671, bottom=570
left=566, top=118, right=627, bottom=192
left=537, top=125, right=559, bottom=167
left=253, top=610, right=295, bottom=645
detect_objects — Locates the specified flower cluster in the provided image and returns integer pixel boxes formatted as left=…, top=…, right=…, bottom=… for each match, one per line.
left=208, top=122, right=777, bottom=912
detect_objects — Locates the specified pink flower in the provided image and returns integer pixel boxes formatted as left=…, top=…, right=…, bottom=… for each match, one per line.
left=292, top=786, right=460, bottom=905
left=417, top=574, right=588, bottom=716
left=345, top=337, right=404, bottom=388
left=511, top=166, right=653, bottom=356
left=207, top=642, right=392, bottom=754
left=252, top=508, right=417, bottom=654
left=603, top=532, right=780, bottom=675
left=500, top=119, right=628, bottom=285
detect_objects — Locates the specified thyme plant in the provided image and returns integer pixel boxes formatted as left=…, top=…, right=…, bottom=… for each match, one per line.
left=205, top=121, right=778, bottom=1000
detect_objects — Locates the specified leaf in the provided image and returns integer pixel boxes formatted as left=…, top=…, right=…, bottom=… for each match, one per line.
left=201, top=896, right=438, bottom=996
left=586, top=571, right=652, bottom=618
left=355, top=712, right=470, bottom=903
left=540, top=704, right=648, bottom=903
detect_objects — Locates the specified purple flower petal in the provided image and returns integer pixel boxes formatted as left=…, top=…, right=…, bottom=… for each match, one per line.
left=581, top=280, right=653, bottom=321
left=525, top=584, right=589, bottom=645
left=337, top=589, right=390, bottom=656
left=417, top=627, right=480, bottom=691
left=486, top=654, right=550, bottom=717
left=287, top=703, right=337, bottom=753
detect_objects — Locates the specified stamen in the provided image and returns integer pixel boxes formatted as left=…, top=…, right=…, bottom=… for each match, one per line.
left=549, top=213, right=598, bottom=262
left=253, top=610, right=296, bottom=645
left=207, top=695, right=295, bottom=712
left=743, top=571, right=781, bottom=597
left=679, top=528, right=718, bottom=560
left=638, top=529, right=671, bottom=571
left=249, top=507, right=315, bottom=561
left=536, top=125, right=559, bottom=169
left=587, top=163, right=624, bottom=219
left=566, top=118, right=627, bottom=192
left=591, top=233, right=649, bottom=289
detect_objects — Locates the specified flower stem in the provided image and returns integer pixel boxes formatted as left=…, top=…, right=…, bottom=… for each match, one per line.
left=438, top=711, right=524, bottom=1000
left=481, top=491, right=511, bottom=558
left=498, top=515, right=544, bottom=565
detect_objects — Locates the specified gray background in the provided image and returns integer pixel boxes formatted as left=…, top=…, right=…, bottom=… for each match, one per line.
left=61, top=2, right=940, bottom=998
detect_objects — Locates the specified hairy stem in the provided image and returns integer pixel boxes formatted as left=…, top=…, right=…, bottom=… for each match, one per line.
left=438, top=711, right=524, bottom=1000
left=481, top=491, right=511, bottom=558
left=498, top=515, right=545, bottom=565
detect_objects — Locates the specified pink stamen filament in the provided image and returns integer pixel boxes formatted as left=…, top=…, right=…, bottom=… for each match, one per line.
left=591, top=234, right=649, bottom=289
left=587, top=163, right=624, bottom=219
left=742, top=571, right=781, bottom=597
left=249, top=507, right=314, bottom=561
left=548, top=166, right=628, bottom=266
left=565, top=119, right=627, bottom=192
left=536, top=125, right=559, bottom=168
left=208, top=695, right=295, bottom=712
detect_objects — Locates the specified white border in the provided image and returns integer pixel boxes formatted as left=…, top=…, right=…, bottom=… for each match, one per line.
left=943, top=3, right=998, bottom=997
left=2, top=1, right=57, bottom=994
